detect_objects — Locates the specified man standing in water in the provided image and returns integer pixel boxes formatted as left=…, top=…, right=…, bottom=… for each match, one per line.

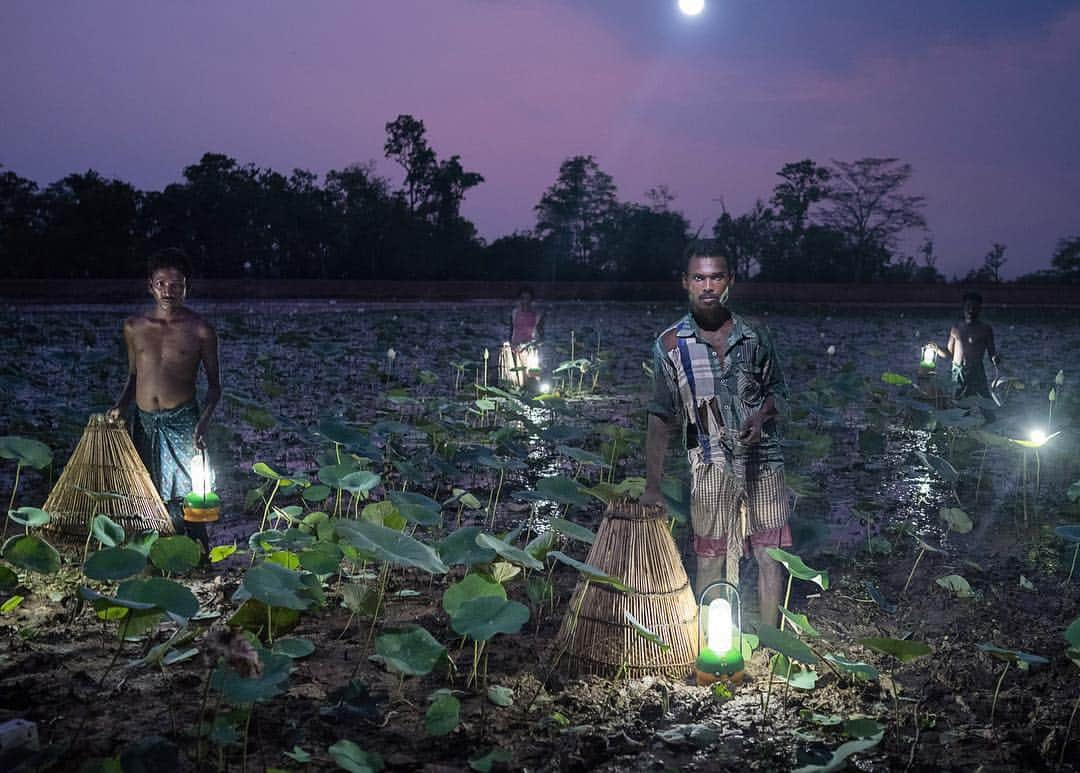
left=929, top=291, right=1001, bottom=399
left=107, top=248, right=220, bottom=552
left=641, top=251, right=790, bottom=629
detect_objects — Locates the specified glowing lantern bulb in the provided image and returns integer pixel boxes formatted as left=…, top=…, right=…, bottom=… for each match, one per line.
left=921, top=344, right=938, bottom=368
left=706, top=598, right=732, bottom=654
left=1029, top=428, right=1047, bottom=446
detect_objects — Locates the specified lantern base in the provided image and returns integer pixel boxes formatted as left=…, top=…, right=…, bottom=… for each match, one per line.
left=695, top=667, right=745, bottom=688
left=182, top=505, right=220, bottom=523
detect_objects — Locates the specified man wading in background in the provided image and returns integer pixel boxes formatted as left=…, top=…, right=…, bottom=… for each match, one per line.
left=928, top=291, right=1001, bottom=400
left=107, top=248, right=220, bottom=553
left=640, top=250, right=790, bottom=629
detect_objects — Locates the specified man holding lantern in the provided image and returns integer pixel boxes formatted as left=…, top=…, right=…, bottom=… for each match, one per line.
left=641, top=249, right=790, bottom=630
left=107, top=248, right=220, bottom=553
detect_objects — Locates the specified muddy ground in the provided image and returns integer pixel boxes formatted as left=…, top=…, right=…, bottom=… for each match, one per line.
left=1, top=301, right=1079, bottom=772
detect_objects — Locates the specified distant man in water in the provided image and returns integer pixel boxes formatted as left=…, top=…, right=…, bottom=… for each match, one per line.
left=641, top=251, right=790, bottom=629
left=107, top=248, right=220, bottom=552
left=929, top=291, right=1001, bottom=399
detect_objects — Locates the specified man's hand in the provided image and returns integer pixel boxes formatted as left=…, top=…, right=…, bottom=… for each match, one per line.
left=194, top=420, right=210, bottom=450
left=639, top=487, right=666, bottom=510
left=738, top=412, right=765, bottom=444
left=106, top=405, right=123, bottom=422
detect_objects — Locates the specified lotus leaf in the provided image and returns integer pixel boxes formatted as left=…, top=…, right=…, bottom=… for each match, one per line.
left=474, top=533, right=542, bottom=571
left=388, top=491, right=442, bottom=526
left=425, top=691, right=460, bottom=736
left=977, top=643, right=1049, bottom=669
left=487, top=685, right=513, bottom=707
left=442, top=574, right=506, bottom=618
left=116, top=577, right=199, bottom=619
left=299, top=542, right=343, bottom=575
left=0, top=436, right=52, bottom=469
left=765, top=548, right=829, bottom=590
left=8, top=507, right=50, bottom=529
left=450, top=596, right=530, bottom=641
left=625, top=611, right=670, bottom=651
left=859, top=637, right=932, bottom=662
left=373, top=624, right=446, bottom=676
left=824, top=653, right=879, bottom=681
left=549, top=518, right=596, bottom=545
left=84, top=546, right=145, bottom=580
left=936, top=574, right=974, bottom=597
left=336, top=521, right=448, bottom=575
left=328, top=740, right=384, bottom=773
left=438, top=527, right=497, bottom=566
left=939, top=507, right=973, bottom=534
left=780, top=606, right=821, bottom=637
left=273, top=636, right=316, bottom=659
left=548, top=551, right=630, bottom=591
left=149, top=536, right=202, bottom=575
left=758, top=623, right=818, bottom=664
left=243, top=562, right=314, bottom=610
left=209, top=544, right=238, bottom=563
left=792, top=733, right=883, bottom=773
left=212, top=647, right=292, bottom=704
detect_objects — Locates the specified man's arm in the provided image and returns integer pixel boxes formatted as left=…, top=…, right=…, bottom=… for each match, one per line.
left=107, top=319, right=137, bottom=420
left=946, top=327, right=959, bottom=360
left=194, top=323, right=221, bottom=449
left=641, top=414, right=674, bottom=507
left=986, top=325, right=1000, bottom=366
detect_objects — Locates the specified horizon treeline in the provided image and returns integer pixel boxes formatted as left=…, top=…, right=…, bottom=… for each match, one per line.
left=1, top=114, right=1077, bottom=283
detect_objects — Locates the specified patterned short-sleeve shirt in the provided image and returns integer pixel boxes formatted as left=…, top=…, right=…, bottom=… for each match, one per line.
left=648, top=312, right=787, bottom=477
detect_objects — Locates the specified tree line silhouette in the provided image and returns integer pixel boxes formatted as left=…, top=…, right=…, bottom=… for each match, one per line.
left=2, top=114, right=1076, bottom=283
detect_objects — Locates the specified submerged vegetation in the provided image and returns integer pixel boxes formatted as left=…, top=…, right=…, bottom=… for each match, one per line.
left=1, top=300, right=1079, bottom=771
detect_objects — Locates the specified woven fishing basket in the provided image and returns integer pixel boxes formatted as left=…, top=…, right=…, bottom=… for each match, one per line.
left=40, top=414, right=174, bottom=544
left=553, top=499, right=699, bottom=679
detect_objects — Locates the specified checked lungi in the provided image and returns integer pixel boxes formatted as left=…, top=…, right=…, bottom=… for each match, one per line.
left=690, top=449, right=791, bottom=585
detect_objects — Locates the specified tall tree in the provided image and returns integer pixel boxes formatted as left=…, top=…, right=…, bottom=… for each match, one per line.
left=0, top=167, right=43, bottom=277
left=535, top=155, right=618, bottom=279
left=712, top=201, right=776, bottom=280
left=770, top=159, right=831, bottom=242
left=1050, top=235, right=1080, bottom=282
left=820, top=157, right=926, bottom=282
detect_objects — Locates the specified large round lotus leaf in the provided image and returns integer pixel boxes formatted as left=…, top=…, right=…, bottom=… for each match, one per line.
left=252, top=462, right=306, bottom=485
left=335, top=521, right=448, bottom=575
left=318, top=462, right=358, bottom=489
left=388, top=491, right=441, bottom=527
left=302, top=484, right=331, bottom=503
left=450, top=596, right=530, bottom=642
left=272, top=636, right=316, bottom=659
left=425, top=691, right=460, bottom=737
left=548, top=518, right=596, bottom=545
left=317, top=417, right=367, bottom=447
left=276, top=528, right=315, bottom=551
left=764, top=548, right=829, bottom=590
left=939, top=508, right=973, bottom=534
left=373, top=624, right=446, bottom=676
left=535, top=476, right=591, bottom=507
left=442, top=574, right=506, bottom=617
left=2, top=535, right=61, bottom=575
left=91, top=514, right=125, bottom=547
left=1055, top=525, right=1080, bottom=543
left=475, top=533, right=543, bottom=571
left=116, top=577, right=199, bottom=620
left=328, top=740, right=383, bottom=773
left=0, top=564, right=18, bottom=590
left=249, top=529, right=285, bottom=552
left=361, top=500, right=405, bottom=530
left=299, top=542, right=343, bottom=575
left=8, top=507, right=51, bottom=529
left=211, top=647, right=292, bottom=704
left=337, top=470, right=381, bottom=496
left=243, top=562, right=313, bottom=610
left=757, top=623, right=818, bottom=665
left=228, top=599, right=300, bottom=639
left=438, top=527, right=496, bottom=567
left=0, top=436, right=52, bottom=469
left=548, top=551, right=629, bottom=591
left=84, top=547, right=146, bottom=581
left=149, top=536, right=202, bottom=575
left=859, top=637, right=932, bottom=662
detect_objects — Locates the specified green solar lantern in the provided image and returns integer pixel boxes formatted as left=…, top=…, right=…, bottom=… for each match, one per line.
left=183, top=449, right=220, bottom=523
left=921, top=343, right=938, bottom=369
left=695, top=581, right=744, bottom=687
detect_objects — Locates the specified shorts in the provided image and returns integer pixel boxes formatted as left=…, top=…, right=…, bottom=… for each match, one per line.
left=690, top=462, right=791, bottom=559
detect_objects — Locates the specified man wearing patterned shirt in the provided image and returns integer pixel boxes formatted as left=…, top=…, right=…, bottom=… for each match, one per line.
left=640, top=251, right=790, bottom=629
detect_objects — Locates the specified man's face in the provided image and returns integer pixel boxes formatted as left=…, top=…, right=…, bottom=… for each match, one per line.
left=149, top=267, right=187, bottom=310
left=963, top=299, right=981, bottom=323
left=683, top=256, right=733, bottom=327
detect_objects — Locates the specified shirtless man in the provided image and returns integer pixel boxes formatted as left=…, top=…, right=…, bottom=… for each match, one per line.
left=107, top=248, right=220, bottom=550
left=929, top=291, right=1001, bottom=399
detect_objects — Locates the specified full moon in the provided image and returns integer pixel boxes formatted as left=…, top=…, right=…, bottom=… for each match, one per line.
left=678, top=0, right=705, bottom=16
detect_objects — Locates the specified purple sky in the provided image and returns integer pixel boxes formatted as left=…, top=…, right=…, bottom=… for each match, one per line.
left=3, top=1, right=1078, bottom=278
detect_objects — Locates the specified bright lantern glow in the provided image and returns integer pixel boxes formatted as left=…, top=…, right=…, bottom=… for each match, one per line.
left=1028, top=428, right=1047, bottom=446
left=524, top=348, right=540, bottom=371
left=190, top=453, right=214, bottom=496
left=678, top=0, right=705, bottom=16
left=706, top=598, right=732, bottom=653
left=921, top=345, right=937, bottom=367
left=540, top=382, right=552, bottom=394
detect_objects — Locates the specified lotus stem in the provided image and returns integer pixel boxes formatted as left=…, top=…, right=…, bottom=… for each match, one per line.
left=990, top=661, right=1009, bottom=725
left=1067, top=544, right=1079, bottom=584
left=902, top=548, right=926, bottom=595
left=779, top=574, right=793, bottom=632
left=1, top=462, right=21, bottom=541
left=1060, top=693, right=1080, bottom=768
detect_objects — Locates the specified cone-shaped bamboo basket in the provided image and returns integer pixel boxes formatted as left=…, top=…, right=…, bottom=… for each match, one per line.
left=553, top=500, right=699, bottom=679
left=40, top=414, right=174, bottom=544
